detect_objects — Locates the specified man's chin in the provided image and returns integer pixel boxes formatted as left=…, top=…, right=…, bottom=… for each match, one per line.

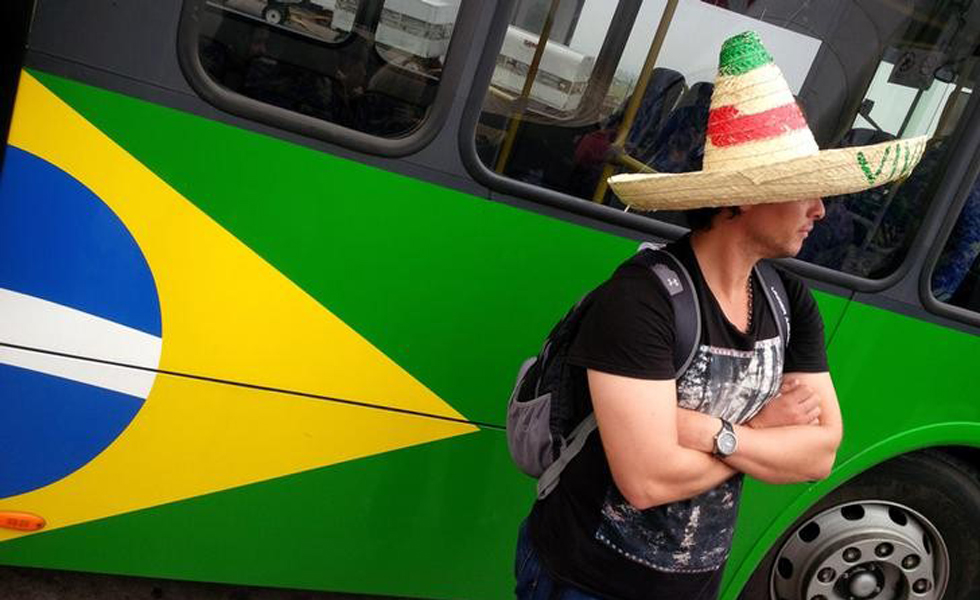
left=766, top=243, right=801, bottom=260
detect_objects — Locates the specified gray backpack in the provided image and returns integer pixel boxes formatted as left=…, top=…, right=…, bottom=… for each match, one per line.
left=506, top=244, right=790, bottom=499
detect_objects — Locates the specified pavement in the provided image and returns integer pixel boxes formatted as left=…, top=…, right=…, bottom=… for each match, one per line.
left=0, top=566, right=410, bottom=600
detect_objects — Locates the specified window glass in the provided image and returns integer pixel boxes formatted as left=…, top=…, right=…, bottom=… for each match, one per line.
left=931, top=174, right=980, bottom=313
left=476, top=0, right=980, bottom=279
left=197, top=0, right=462, bottom=137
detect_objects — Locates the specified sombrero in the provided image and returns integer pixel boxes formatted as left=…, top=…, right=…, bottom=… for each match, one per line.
left=608, top=31, right=929, bottom=211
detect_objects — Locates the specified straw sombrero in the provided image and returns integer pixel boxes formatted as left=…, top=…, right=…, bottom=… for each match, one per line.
left=608, top=31, right=929, bottom=210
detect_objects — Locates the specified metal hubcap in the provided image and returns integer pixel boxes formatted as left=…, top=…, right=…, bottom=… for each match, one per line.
left=265, top=9, right=283, bottom=24
left=770, top=501, right=949, bottom=600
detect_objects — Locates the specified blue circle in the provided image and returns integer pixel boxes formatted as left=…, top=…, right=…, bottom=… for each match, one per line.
left=0, top=147, right=162, bottom=497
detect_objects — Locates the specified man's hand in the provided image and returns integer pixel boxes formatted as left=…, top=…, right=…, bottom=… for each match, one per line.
left=748, top=378, right=821, bottom=429
left=726, top=372, right=842, bottom=483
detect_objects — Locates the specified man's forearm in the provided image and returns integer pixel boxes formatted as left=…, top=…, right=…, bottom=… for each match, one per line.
left=618, top=407, right=737, bottom=507
left=626, top=446, right=738, bottom=509
left=663, top=448, right=739, bottom=498
left=725, top=424, right=838, bottom=483
left=676, top=408, right=838, bottom=484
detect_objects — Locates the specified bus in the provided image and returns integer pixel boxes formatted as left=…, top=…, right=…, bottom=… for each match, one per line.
left=2, top=1, right=980, bottom=599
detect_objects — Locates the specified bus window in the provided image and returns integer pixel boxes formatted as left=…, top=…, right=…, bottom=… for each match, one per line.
left=477, top=0, right=980, bottom=279
left=194, top=0, right=462, bottom=138
left=931, top=174, right=980, bottom=312
left=796, top=10, right=979, bottom=279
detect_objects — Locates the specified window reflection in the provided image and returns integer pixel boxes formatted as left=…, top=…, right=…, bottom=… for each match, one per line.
left=932, top=179, right=980, bottom=312
left=797, top=0, right=978, bottom=278
left=197, top=0, right=462, bottom=138
left=208, top=0, right=355, bottom=43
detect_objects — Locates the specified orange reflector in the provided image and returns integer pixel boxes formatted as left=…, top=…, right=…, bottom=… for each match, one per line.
left=0, top=511, right=46, bottom=531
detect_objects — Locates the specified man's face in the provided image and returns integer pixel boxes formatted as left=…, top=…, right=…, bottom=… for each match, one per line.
left=742, top=198, right=826, bottom=258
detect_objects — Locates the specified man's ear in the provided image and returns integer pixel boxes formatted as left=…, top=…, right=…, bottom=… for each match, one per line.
left=724, top=206, right=747, bottom=221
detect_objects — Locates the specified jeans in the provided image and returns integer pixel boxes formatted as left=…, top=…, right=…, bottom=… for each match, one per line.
left=515, top=521, right=604, bottom=600
left=514, top=520, right=724, bottom=600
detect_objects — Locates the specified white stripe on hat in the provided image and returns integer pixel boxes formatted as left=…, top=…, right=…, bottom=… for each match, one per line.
left=705, top=128, right=820, bottom=170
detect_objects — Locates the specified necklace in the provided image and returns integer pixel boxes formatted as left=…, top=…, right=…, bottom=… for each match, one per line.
left=745, top=272, right=754, bottom=332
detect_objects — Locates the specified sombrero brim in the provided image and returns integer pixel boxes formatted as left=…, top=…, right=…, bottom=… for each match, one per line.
left=608, top=136, right=930, bottom=211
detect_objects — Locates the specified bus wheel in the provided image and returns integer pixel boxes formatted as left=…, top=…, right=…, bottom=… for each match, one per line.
left=740, top=451, right=980, bottom=600
left=262, top=4, right=287, bottom=25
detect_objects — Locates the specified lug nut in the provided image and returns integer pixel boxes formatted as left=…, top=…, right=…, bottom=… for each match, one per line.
left=843, top=547, right=862, bottom=563
left=913, top=578, right=931, bottom=593
left=874, top=542, right=893, bottom=557
left=817, top=567, right=836, bottom=583
left=902, top=554, right=921, bottom=569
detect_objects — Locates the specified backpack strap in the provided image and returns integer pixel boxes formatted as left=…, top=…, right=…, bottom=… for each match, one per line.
left=536, top=413, right=597, bottom=499
left=631, top=248, right=702, bottom=378
left=754, top=260, right=791, bottom=349
left=534, top=246, right=702, bottom=500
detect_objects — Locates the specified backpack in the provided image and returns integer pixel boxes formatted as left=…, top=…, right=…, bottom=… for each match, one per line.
left=506, top=243, right=791, bottom=500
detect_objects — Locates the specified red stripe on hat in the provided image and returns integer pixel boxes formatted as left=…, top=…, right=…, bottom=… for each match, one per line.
left=707, top=103, right=807, bottom=147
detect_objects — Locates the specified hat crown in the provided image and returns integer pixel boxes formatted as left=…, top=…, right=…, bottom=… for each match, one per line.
left=703, top=31, right=820, bottom=171
left=718, top=31, right=774, bottom=77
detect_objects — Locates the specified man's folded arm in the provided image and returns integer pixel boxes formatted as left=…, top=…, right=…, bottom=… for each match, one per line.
left=587, top=369, right=738, bottom=510
left=676, top=372, right=843, bottom=484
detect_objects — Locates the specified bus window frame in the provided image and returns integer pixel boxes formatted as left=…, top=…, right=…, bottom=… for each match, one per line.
left=458, top=0, right=688, bottom=242
left=176, top=0, right=480, bottom=157
left=919, top=92, right=980, bottom=330
left=459, top=0, right=980, bottom=296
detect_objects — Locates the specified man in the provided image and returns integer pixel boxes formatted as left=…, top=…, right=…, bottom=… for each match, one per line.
left=515, top=31, right=928, bottom=600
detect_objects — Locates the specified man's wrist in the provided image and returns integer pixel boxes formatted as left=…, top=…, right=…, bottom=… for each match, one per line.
left=696, top=414, right=722, bottom=454
left=712, top=419, right=738, bottom=457
left=676, top=409, right=722, bottom=454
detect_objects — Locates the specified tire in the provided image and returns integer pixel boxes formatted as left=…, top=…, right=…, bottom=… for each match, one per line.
left=262, top=4, right=287, bottom=25
left=739, top=451, right=980, bottom=600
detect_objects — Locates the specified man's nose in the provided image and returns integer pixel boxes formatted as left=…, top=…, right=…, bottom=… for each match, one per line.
left=809, top=198, right=826, bottom=221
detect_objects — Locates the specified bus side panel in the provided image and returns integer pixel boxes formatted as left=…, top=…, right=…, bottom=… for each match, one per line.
left=2, top=66, right=925, bottom=600
left=0, top=69, right=631, bottom=599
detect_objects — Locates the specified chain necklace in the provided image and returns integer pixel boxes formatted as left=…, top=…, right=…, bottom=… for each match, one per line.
left=745, top=272, right=754, bottom=332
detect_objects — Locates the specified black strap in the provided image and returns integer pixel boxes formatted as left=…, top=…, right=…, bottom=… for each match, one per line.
left=630, top=247, right=702, bottom=378
left=535, top=247, right=701, bottom=499
left=754, top=260, right=791, bottom=349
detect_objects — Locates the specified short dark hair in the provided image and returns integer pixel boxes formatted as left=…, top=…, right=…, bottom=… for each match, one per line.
left=686, top=206, right=742, bottom=231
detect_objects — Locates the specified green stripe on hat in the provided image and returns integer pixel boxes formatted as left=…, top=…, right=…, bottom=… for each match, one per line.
left=718, top=31, right=774, bottom=77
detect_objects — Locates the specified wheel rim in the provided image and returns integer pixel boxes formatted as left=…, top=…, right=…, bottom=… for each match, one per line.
left=265, top=8, right=283, bottom=24
left=770, top=501, right=949, bottom=600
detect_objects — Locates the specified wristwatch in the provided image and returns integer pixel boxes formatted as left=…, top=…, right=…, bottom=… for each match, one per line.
left=713, top=419, right=738, bottom=457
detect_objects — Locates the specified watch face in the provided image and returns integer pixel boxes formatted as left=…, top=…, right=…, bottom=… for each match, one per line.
left=718, top=432, right=737, bottom=455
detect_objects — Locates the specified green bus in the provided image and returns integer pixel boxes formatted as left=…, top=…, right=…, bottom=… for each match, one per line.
left=2, top=1, right=980, bottom=598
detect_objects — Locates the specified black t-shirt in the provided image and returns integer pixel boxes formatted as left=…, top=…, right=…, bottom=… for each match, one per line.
left=528, top=236, right=828, bottom=600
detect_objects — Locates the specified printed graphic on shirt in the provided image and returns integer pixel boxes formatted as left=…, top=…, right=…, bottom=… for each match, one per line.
left=677, top=337, right=783, bottom=424
left=595, top=336, right=783, bottom=573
